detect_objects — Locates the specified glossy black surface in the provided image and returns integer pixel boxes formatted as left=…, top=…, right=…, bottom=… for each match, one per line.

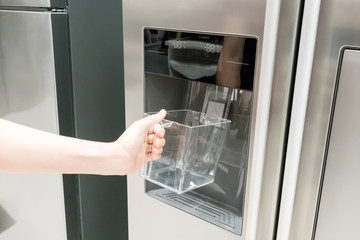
left=144, top=28, right=256, bottom=90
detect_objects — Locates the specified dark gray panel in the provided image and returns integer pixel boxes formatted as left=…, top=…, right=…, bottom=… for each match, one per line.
left=67, top=0, right=127, bottom=240
left=51, top=12, right=75, bottom=137
left=68, top=0, right=125, bottom=142
left=51, top=0, right=67, bottom=8
left=62, top=174, right=82, bottom=240
left=78, top=175, right=128, bottom=240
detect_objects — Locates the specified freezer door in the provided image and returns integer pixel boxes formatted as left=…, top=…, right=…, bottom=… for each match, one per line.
left=277, top=0, right=360, bottom=239
left=0, top=0, right=66, bottom=8
left=0, top=10, right=67, bottom=240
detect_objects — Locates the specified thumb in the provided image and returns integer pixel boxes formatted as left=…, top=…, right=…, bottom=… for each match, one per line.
left=140, top=109, right=167, bottom=130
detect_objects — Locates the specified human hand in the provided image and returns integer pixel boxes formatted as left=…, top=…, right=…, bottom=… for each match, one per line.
left=114, top=109, right=166, bottom=175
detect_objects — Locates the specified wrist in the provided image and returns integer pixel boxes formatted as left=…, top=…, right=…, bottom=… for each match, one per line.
left=95, top=141, right=128, bottom=175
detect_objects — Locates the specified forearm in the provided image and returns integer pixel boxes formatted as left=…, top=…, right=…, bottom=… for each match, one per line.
left=0, top=119, right=122, bottom=174
left=0, top=110, right=166, bottom=175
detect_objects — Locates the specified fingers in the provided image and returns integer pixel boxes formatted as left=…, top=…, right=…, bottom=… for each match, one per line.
left=146, top=127, right=165, bottom=145
left=142, top=110, right=167, bottom=161
left=145, top=142, right=163, bottom=160
left=145, top=132, right=166, bottom=160
left=148, top=124, right=166, bottom=136
left=153, top=137, right=166, bottom=148
left=150, top=146, right=163, bottom=160
left=146, top=135, right=166, bottom=148
left=140, top=109, right=167, bottom=131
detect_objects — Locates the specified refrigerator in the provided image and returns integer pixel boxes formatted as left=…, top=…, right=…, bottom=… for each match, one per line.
left=0, top=1, right=127, bottom=240
left=2, top=0, right=360, bottom=239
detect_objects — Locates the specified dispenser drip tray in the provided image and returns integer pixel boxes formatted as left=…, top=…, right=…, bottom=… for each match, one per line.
left=146, top=188, right=243, bottom=235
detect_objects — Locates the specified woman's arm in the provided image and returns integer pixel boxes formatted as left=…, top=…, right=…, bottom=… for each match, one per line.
left=0, top=110, right=166, bottom=175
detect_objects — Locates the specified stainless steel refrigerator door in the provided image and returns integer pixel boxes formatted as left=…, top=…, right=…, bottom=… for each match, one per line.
left=277, top=0, right=360, bottom=239
left=0, top=10, right=67, bottom=240
left=0, top=0, right=51, bottom=7
left=314, top=49, right=360, bottom=240
left=123, top=0, right=301, bottom=239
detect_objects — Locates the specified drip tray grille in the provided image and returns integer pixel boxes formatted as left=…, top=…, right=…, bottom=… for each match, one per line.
left=146, top=188, right=242, bottom=235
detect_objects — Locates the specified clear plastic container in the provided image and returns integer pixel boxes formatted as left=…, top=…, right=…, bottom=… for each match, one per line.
left=140, top=109, right=231, bottom=194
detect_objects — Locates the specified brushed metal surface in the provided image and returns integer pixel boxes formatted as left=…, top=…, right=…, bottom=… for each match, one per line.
left=123, top=0, right=299, bottom=239
left=288, top=0, right=360, bottom=239
left=256, top=0, right=302, bottom=238
left=276, top=0, right=322, bottom=239
left=314, top=49, right=360, bottom=240
left=0, top=10, right=66, bottom=240
left=0, top=0, right=51, bottom=7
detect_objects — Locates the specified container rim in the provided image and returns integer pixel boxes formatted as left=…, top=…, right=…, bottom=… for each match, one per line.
left=144, top=109, right=231, bottom=129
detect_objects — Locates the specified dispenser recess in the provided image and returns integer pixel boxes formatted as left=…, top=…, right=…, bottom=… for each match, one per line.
left=143, top=28, right=256, bottom=235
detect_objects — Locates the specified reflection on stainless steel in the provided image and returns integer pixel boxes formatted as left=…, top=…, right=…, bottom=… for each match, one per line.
left=0, top=10, right=49, bottom=119
left=0, top=72, right=9, bottom=116
left=0, top=0, right=51, bottom=7
left=0, top=204, right=16, bottom=234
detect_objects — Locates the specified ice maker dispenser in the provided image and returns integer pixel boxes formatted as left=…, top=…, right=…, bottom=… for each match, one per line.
left=143, top=28, right=256, bottom=236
